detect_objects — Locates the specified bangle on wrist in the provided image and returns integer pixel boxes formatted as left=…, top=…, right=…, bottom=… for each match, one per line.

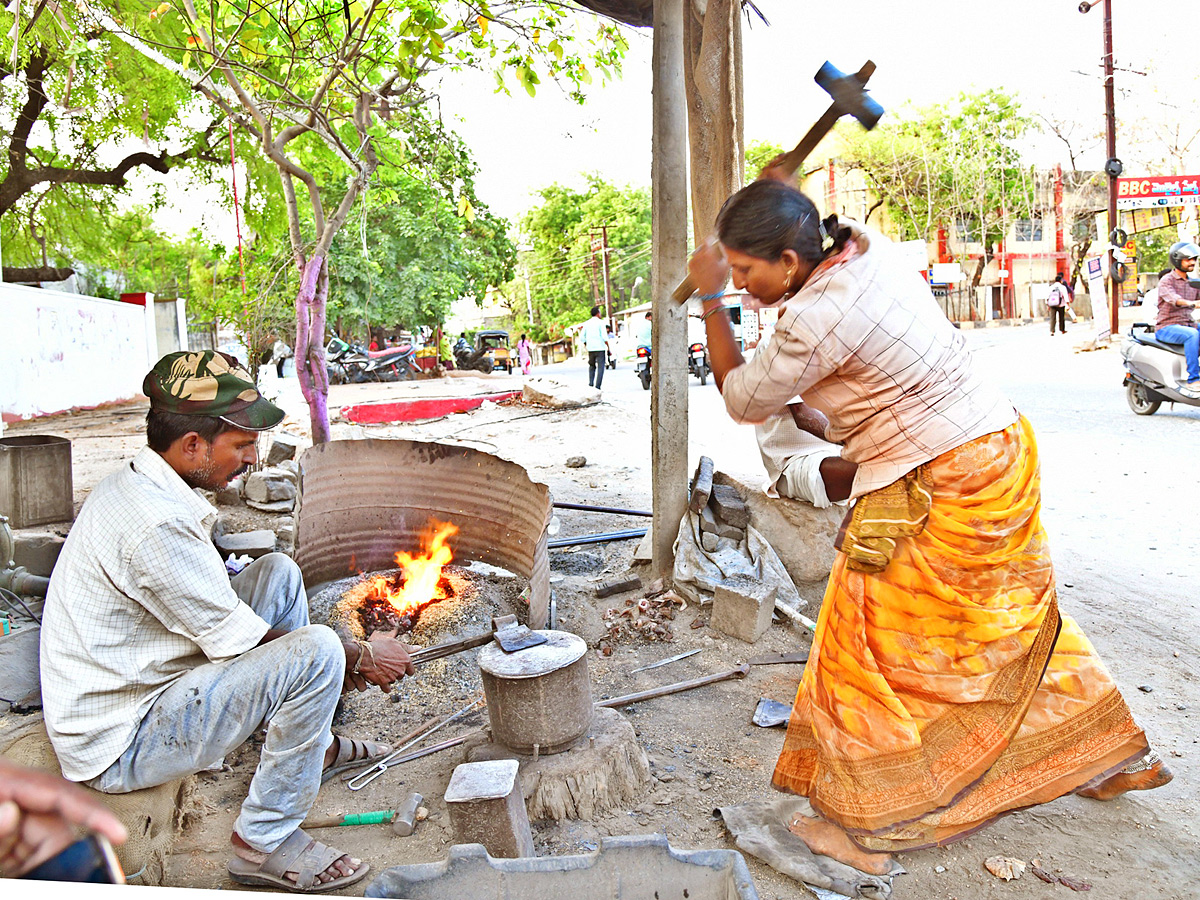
left=697, top=291, right=725, bottom=303
left=700, top=304, right=727, bottom=322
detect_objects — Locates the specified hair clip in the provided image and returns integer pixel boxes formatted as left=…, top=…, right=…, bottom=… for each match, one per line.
left=818, top=220, right=834, bottom=252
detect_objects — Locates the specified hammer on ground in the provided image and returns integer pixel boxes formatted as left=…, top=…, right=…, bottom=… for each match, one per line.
left=673, top=60, right=885, bottom=304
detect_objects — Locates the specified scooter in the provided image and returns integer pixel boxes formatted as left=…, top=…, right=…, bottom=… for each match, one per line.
left=1120, top=322, right=1200, bottom=414
left=635, top=344, right=652, bottom=390
left=688, top=341, right=709, bottom=386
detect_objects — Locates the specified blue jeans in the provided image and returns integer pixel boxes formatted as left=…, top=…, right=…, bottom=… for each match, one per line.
left=1155, top=324, right=1200, bottom=381
left=91, top=554, right=344, bottom=852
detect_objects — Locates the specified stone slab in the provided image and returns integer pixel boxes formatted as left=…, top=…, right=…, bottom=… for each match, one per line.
left=214, top=529, right=277, bottom=559
left=710, top=483, right=749, bottom=528
left=689, top=456, right=714, bottom=514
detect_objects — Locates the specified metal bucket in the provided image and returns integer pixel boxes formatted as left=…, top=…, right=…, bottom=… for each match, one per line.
left=479, top=630, right=591, bottom=754
left=0, top=435, right=73, bottom=527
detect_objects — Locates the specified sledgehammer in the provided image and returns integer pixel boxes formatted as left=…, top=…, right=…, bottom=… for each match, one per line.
left=672, top=60, right=884, bottom=304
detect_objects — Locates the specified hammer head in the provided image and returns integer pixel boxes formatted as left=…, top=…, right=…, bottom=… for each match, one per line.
left=814, top=61, right=884, bottom=130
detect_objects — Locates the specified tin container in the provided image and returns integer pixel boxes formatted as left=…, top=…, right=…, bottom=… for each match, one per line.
left=0, top=435, right=74, bottom=527
left=478, top=630, right=591, bottom=754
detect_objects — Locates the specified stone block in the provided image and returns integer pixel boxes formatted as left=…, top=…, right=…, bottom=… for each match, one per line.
left=11, top=530, right=65, bottom=576
left=710, top=575, right=777, bottom=644
left=698, top=503, right=719, bottom=534
left=713, top=471, right=843, bottom=591
left=700, top=532, right=719, bottom=553
left=243, top=471, right=297, bottom=504
left=246, top=498, right=295, bottom=513
left=714, top=521, right=745, bottom=542
left=445, top=759, right=534, bottom=858
left=631, top=528, right=654, bottom=565
left=688, top=456, right=714, bottom=513
left=710, top=483, right=749, bottom=528
left=265, top=433, right=301, bottom=466
left=213, top=529, right=277, bottom=559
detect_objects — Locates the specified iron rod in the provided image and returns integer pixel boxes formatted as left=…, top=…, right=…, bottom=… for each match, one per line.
left=548, top=528, right=648, bottom=549
left=553, top=502, right=653, bottom=517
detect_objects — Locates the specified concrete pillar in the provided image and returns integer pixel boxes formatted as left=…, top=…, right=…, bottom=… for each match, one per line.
left=650, top=0, right=689, bottom=576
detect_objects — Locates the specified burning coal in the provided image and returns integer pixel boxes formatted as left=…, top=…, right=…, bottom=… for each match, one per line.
left=339, top=520, right=467, bottom=637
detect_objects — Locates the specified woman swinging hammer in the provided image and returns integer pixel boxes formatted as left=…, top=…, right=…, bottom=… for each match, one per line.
left=686, top=177, right=1171, bottom=862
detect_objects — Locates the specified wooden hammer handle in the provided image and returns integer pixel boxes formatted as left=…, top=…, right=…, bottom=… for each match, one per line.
left=672, top=61, right=877, bottom=305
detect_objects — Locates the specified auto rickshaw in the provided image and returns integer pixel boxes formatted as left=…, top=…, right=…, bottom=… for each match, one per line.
left=475, top=330, right=513, bottom=373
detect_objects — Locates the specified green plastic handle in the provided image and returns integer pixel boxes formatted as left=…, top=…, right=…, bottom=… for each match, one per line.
left=340, top=810, right=394, bottom=826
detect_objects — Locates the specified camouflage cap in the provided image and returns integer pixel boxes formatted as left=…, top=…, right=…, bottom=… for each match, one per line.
left=143, top=350, right=284, bottom=432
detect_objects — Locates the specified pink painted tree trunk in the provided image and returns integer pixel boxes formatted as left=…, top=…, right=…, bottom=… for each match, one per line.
left=294, top=254, right=332, bottom=444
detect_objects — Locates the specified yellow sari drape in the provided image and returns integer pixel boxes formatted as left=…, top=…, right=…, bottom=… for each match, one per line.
left=773, top=416, right=1148, bottom=850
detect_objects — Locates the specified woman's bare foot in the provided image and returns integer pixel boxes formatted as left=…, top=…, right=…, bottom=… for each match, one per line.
left=1077, top=753, right=1173, bottom=801
left=230, top=831, right=363, bottom=886
left=788, top=813, right=894, bottom=875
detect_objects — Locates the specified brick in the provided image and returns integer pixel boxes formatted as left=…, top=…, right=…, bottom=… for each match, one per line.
left=445, top=759, right=534, bottom=858
left=710, top=484, right=749, bottom=528
left=710, top=575, right=777, bottom=643
left=688, top=456, right=714, bottom=513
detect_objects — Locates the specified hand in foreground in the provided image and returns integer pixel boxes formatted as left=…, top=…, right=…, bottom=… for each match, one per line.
left=687, top=237, right=730, bottom=299
left=344, top=629, right=416, bottom=694
left=758, top=153, right=797, bottom=185
left=0, top=758, right=127, bottom=877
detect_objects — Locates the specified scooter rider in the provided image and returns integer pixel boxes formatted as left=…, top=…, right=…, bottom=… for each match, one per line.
left=1155, top=241, right=1200, bottom=397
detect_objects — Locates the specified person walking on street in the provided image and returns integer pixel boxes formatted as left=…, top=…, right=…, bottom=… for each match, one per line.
left=582, top=306, right=608, bottom=389
left=517, top=334, right=533, bottom=375
left=1047, top=274, right=1069, bottom=335
left=1154, top=241, right=1200, bottom=397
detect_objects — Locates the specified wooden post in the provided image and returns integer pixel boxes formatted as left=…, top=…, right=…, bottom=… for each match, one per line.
left=651, top=0, right=689, bottom=576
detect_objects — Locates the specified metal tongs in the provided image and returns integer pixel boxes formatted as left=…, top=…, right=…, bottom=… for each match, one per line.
left=345, top=696, right=484, bottom=790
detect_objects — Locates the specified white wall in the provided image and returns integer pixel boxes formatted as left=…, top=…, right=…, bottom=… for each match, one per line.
left=0, top=283, right=150, bottom=421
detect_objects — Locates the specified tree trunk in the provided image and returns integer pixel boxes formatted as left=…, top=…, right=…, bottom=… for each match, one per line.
left=294, top=254, right=332, bottom=444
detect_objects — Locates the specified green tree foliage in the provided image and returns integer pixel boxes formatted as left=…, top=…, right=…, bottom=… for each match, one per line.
left=520, top=175, right=650, bottom=339
left=745, top=140, right=783, bottom=183
left=0, top=2, right=216, bottom=277
left=840, top=89, right=1037, bottom=286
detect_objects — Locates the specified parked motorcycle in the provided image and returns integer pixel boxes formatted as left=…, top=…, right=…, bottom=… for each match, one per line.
left=364, top=343, right=417, bottom=381
left=1120, top=322, right=1200, bottom=414
left=326, top=337, right=367, bottom=385
left=453, top=341, right=494, bottom=374
left=688, top=341, right=709, bottom=385
left=635, top=344, right=652, bottom=390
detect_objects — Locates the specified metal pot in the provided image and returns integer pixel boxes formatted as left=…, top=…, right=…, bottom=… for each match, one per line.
left=478, top=630, right=592, bottom=754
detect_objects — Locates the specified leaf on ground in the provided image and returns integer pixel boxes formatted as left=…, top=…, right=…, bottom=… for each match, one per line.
left=984, top=856, right=1025, bottom=881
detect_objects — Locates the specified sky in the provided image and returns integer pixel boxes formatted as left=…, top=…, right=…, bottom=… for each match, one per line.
left=433, top=0, right=1199, bottom=226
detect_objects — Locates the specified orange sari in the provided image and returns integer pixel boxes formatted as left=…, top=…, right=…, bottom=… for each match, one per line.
left=773, top=416, right=1148, bottom=850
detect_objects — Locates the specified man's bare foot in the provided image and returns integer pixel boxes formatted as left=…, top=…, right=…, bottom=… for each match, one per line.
left=788, top=813, right=894, bottom=875
left=1077, top=753, right=1173, bottom=801
left=230, top=831, right=363, bottom=887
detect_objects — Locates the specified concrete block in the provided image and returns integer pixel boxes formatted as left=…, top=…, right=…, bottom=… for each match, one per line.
left=710, top=484, right=749, bottom=528
left=445, top=759, right=534, bottom=858
left=689, top=456, right=714, bottom=513
left=214, top=529, right=277, bottom=559
left=11, top=531, right=65, bottom=576
left=710, top=575, right=777, bottom=644
left=265, top=433, right=301, bottom=466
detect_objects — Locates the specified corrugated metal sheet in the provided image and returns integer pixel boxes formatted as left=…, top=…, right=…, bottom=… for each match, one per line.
left=296, top=439, right=553, bottom=628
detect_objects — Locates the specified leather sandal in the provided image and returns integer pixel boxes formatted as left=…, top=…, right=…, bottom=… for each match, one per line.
left=227, top=828, right=369, bottom=893
left=320, top=734, right=392, bottom=784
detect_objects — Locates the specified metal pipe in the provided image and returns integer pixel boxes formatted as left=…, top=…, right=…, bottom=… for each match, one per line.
left=552, top=502, right=652, bottom=517
left=548, top=528, right=648, bottom=549
left=596, top=664, right=750, bottom=709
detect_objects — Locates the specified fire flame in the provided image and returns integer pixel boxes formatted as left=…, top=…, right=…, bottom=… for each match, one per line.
left=367, top=520, right=459, bottom=620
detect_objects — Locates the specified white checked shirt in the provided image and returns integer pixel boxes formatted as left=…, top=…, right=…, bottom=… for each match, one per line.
left=41, top=447, right=269, bottom=781
left=722, top=223, right=1017, bottom=499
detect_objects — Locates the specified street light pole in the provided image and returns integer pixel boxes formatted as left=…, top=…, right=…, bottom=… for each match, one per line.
left=1103, top=0, right=1119, bottom=339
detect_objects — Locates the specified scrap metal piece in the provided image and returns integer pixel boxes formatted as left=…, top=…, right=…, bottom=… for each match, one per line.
left=630, top=648, right=701, bottom=674
left=752, top=697, right=792, bottom=728
left=748, top=652, right=808, bottom=666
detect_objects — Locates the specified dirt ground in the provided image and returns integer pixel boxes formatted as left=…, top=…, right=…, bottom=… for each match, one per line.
left=3, top=349, right=1196, bottom=900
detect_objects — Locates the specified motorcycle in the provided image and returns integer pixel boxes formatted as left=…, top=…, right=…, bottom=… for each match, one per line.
left=363, top=342, right=417, bottom=381
left=1120, top=322, right=1200, bottom=414
left=326, top=337, right=368, bottom=385
left=635, top=344, right=652, bottom=391
left=688, top=341, right=709, bottom=385
left=453, top=342, right=494, bottom=374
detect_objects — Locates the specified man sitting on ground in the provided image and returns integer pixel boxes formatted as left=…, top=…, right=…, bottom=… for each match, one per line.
left=40, top=350, right=413, bottom=893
